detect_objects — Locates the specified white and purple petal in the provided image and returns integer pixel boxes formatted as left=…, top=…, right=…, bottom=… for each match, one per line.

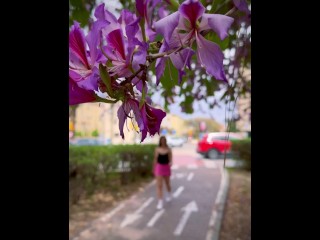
left=154, top=12, right=180, bottom=44
left=128, top=99, right=145, bottom=133
left=131, top=42, right=148, bottom=71
left=106, top=29, right=126, bottom=60
left=140, top=107, right=148, bottom=143
left=233, top=0, right=250, bottom=15
left=158, top=6, right=169, bottom=19
left=179, top=0, right=205, bottom=28
left=145, top=104, right=166, bottom=136
left=135, top=0, right=146, bottom=18
left=94, top=3, right=118, bottom=23
left=118, top=9, right=140, bottom=40
left=86, top=19, right=109, bottom=65
left=75, top=67, right=100, bottom=90
left=69, top=22, right=90, bottom=69
left=117, top=103, right=128, bottom=139
left=199, top=14, right=234, bottom=40
left=69, top=78, right=96, bottom=105
left=146, top=25, right=156, bottom=42
left=169, top=47, right=195, bottom=70
left=195, top=32, right=227, bottom=82
left=155, top=41, right=169, bottom=85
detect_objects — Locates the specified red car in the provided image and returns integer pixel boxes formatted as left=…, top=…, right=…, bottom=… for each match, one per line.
left=197, top=132, right=241, bottom=159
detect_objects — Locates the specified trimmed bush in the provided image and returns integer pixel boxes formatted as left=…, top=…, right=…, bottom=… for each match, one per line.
left=69, top=144, right=156, bottom=205
left=231, top=139, right=251, bottom=170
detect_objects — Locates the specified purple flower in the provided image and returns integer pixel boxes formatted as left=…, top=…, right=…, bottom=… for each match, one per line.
left=135, top=0, right=161, bottom=41
left=87, top=5, right=147, bottom=78
left=117, top=97, right=166, bottom=142
left=94, top=3, right=118, bottom=24
left=154, top=0, right=234, bottom=82
left=155, top=38, right=195, bottom=84
left=233, top=0, right=250, bottom=15
left=132, top=76, right=148, bottom=94
left=69, top=21, right=100, bottom=91
left=117, top=98, right=144, bottom=139
left=69, top=78, right=96, bottom=105
left=135, top=0, right=148, bottom=20
left=104, top=28, right=147, bottom=78
left=140, top=102, right=166, bottom=142
left=118, top=9, right=140, bottom=40
left=158, top=6, right=170, bottom=19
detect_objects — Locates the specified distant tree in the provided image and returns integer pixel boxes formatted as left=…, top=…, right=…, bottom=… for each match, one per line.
left=91, top=129, right=99, bottom=137
left=75, top=131, right=83, bottom=137
left=228, top=120, right=239, bottom=132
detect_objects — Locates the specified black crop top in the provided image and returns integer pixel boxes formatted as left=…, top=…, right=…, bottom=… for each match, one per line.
left=157, top=153, right=169, bottom=165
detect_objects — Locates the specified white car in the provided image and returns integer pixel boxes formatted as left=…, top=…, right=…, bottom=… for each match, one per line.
left=166, top=136, right=185, bottom=147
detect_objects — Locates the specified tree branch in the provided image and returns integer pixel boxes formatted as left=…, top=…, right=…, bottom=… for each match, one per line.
left=147, top=45, right=185, bottom=60
left=225, top=6, right=237, bottom=16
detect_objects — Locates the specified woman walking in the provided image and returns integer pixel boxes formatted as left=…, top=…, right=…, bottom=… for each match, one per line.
left=153, top=136, right=173, bottom=209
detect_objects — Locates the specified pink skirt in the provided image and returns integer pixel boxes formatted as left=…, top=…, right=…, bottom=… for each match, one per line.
left=153, top=163, right=171, bottom=177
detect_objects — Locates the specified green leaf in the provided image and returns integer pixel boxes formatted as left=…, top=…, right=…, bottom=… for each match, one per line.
left=209, top=0, right=225, bottom=13
left=69, top=0, right=95, bottom=27
left=180, top=95, right=194, bottom=114
left=206, top=32, right=230, bottom=50
left=99, top=64, right=114, bottom=98
left=139, top=18, right=147, bottom=42
left=95, top=95, right=118, bottom=104
left=167, top=0, right=180, bottom=11
left=220, top=90, right=229, bottom=101
left=148, top=60, right=156, bottom=75
left=160, top=59, right=178, bottom=89
left=205, top=79, right=214, bottom=96
left=180, top=83, right=193, bottom=95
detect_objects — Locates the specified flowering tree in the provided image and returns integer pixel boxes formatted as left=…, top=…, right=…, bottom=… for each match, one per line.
left=69, top=0, right=251, bottom=142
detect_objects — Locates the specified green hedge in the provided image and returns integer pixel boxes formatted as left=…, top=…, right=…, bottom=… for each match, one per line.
left=231, top=139, right=251, bottom=170
left=69, top=144, right=156, bottom=205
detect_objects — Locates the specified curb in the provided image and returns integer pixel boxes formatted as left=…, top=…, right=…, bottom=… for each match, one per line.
left=206, top=168, right=230, bottom=240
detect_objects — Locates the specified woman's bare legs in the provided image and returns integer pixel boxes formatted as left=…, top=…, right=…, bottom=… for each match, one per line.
left=156, top=176, right=163, bottom=199
left=164, top=176, right=172, bottom=201
left=164, top=176, right=171, bottom=193
left=156, top=176, right=164, bottom=209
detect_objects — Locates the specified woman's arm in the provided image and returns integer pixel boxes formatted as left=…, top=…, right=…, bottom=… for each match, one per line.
left=153, top=148, right=158, bottom=165
left=168, top=148, right=173, bottom=166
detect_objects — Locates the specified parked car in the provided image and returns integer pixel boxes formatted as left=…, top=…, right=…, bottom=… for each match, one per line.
left=70, top=138, right=102, bottom=146
left=197, top=132, right=242, bottom=159
left=166, top=135, right=185, bottom=147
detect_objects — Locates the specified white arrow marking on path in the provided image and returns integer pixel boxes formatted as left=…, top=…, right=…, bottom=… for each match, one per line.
left=146, top=209, right=165, bottom=227
left=203, top=161, right=217, bottom=168
left=120, top=214, right=142, bottom=228
left=136, top=197, right=154, bottom=214
left=176, top=173, right=185, bottom=179
left=120, top=197, right=154, bottom=228
left=100, top=203, right=125, bottom=222
left=171, top=164, right=179, bottom=170
left=173, top=186, right=184, bottom=198
left=187, top=172, right=194, bottom=181
left=187, top=164, right=198, bottom=169
left=173, top=201, right=198, bottom=236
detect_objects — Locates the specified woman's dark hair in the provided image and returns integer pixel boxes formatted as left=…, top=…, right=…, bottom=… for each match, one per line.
left=159, top=136, right=168, bottom=147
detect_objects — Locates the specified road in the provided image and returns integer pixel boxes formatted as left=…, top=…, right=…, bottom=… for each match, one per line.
left=73, top=143, right=228, bottom=240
